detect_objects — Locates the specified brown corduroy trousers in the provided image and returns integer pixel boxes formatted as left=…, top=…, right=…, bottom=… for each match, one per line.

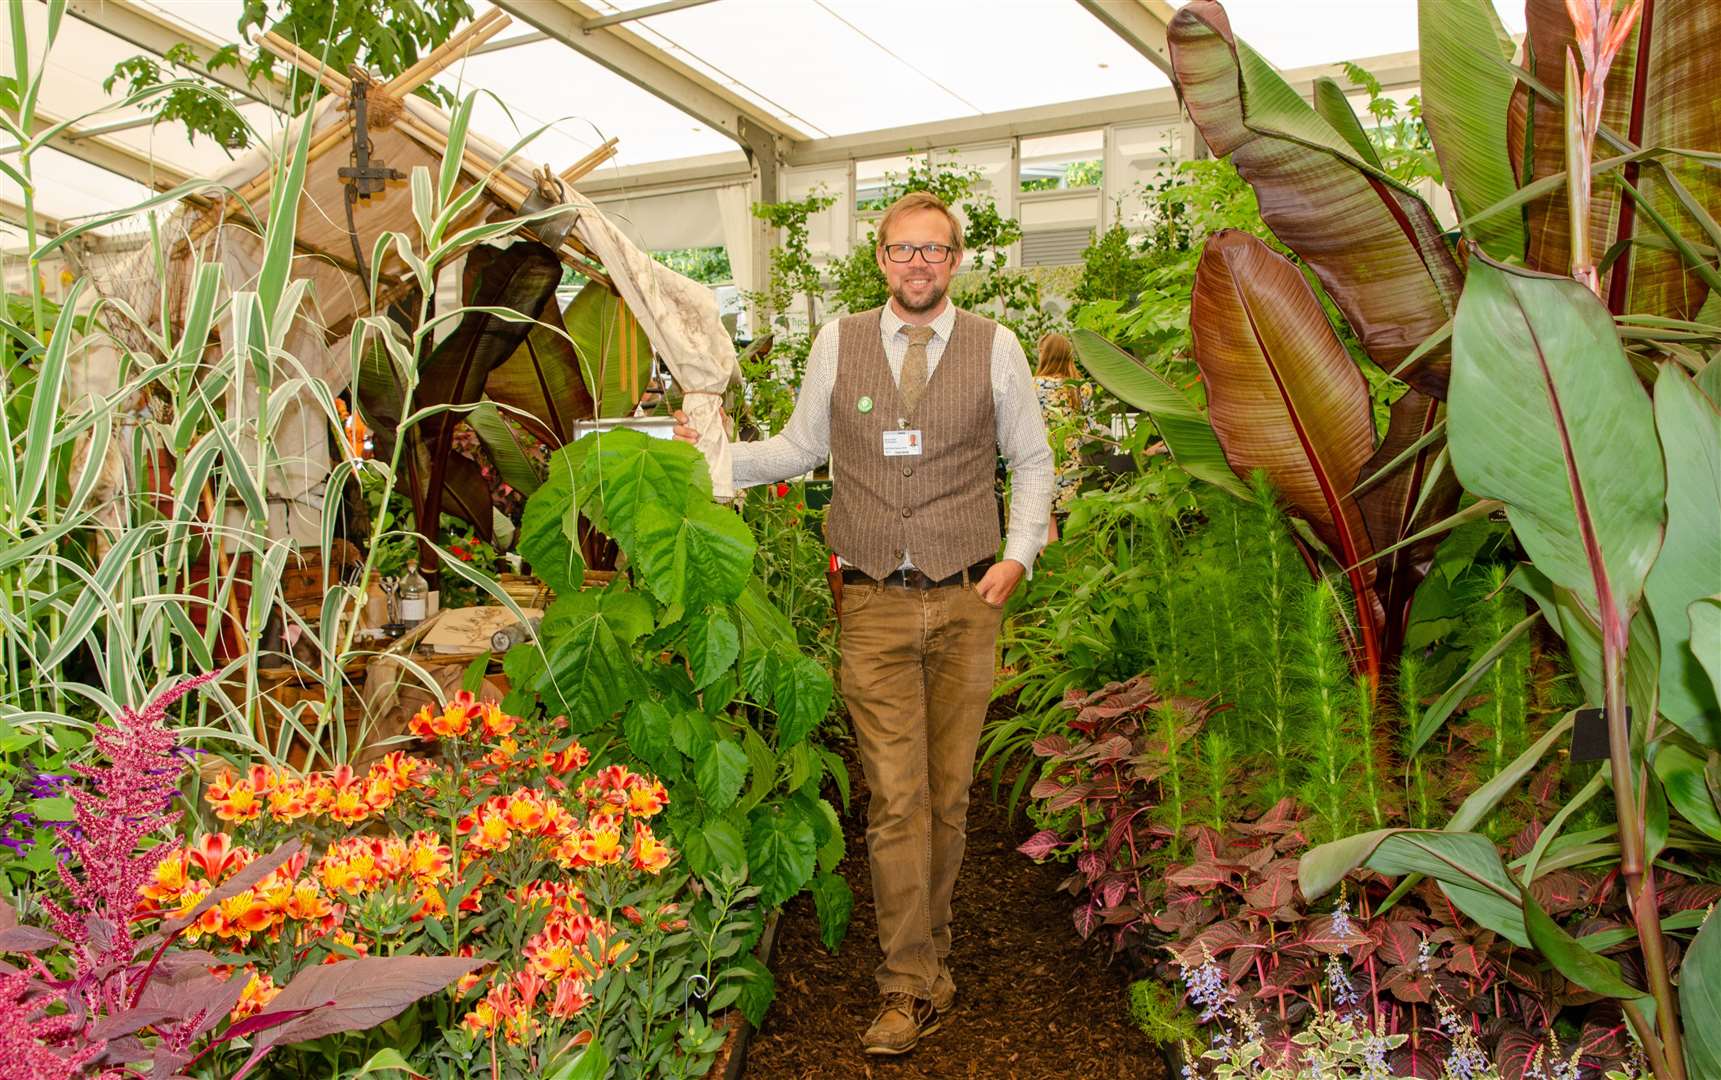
left=838, top=578, right=1004, bottom=998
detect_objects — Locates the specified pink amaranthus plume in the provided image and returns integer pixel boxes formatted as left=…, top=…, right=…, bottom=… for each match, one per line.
left=40, top=674, right=217, bottom=980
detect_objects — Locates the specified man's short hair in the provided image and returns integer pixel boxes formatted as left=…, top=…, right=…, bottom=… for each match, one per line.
left=876, top=191, right=965, bottom=255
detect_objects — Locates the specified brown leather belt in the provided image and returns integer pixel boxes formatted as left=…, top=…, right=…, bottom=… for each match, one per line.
left=841, top=558, right=994, bottom=590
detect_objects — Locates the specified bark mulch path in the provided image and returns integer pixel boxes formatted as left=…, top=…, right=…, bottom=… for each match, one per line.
left=743, top=739, right=1169, bottom=1080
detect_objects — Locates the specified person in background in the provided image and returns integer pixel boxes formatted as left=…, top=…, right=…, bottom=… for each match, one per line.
left=673, top=191, right=1053, bottom=1057
left=1032, top=331, right=1092, bottom=544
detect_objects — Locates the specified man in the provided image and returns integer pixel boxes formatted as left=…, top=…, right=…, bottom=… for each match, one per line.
left=675, top=191, right=1052, bottom=1055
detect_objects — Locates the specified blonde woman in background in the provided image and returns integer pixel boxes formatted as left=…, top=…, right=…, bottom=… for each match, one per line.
left=1033, top=331, right=1092, bottom=543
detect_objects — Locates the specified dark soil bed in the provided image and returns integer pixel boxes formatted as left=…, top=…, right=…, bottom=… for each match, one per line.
left=743, top=728, right=1169, bottom=1080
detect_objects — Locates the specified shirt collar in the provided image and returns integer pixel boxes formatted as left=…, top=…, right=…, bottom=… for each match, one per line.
left=880, top=301, right=957, bottom=343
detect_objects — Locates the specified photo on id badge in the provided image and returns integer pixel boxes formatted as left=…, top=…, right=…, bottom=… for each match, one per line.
left=882, top=429, right=922, bottom=456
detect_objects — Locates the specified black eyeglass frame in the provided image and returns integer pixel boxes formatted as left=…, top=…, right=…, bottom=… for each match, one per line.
left=880, top=242, right=955, bottom=264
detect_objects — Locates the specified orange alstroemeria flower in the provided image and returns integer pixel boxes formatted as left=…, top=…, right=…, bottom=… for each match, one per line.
left=625, top=779, right=669, bottom=819
left=479, top=701, right=517, bottom=740
left=540, top=741, right=590, bottom=775
left=629, top=824, right=674, bottom=875
left=229, top=968, right=281, bottom=1021
left=187, top=833, right=252, bottom=882
left=206, top=766, right=274, bottom=823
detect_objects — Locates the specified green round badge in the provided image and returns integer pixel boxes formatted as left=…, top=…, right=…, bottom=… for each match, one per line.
left=857, top=395, right=873, bottom=413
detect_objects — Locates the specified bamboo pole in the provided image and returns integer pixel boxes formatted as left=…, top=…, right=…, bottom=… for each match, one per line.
left=254, top=31, right=352, bottom=97
left=559, top=138, right=620, bottom=187
left=383, top=9, right=511, bottom=99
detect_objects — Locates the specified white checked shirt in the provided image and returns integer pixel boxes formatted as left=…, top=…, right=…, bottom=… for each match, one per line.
left=732, top=302, right=1055, bottom=575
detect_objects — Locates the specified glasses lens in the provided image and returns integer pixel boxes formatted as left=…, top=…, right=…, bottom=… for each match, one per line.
left=884, top=243, right=950, bottom=264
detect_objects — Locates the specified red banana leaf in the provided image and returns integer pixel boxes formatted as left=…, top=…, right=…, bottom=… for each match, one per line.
left=1191, top=229, right=1384, bottom=681
left=1168, top=1, right=1464, bottom=398
left=417, top=242, right=563, bottom=554
left=1511, top=0, right=1721, bottom=319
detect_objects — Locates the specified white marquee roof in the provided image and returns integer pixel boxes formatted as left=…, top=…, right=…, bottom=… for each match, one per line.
left=1, top=0, right=1529, bottom=241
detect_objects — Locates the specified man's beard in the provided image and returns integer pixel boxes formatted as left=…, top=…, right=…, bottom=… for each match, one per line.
left=891, top=278, right=947, bottom=314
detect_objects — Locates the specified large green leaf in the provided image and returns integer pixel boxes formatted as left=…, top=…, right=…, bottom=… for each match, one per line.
left=564, top=279, right=653, bottom=418
left=582, top=429, right=698, bottom=553
left=683, top=606, right=740, bottom=691
left=538, top=588, right=652, bottom=728
left=770, top=648, right=833, bottom=752
left=1300, top=828, right=1528, bottom=946
left=1448, top=258, right=1666, bottom=632
left=633, top=499, right=756, bottom=611
left=464, top=402, right=544, bottom=498
left=1513, top=0, right=1721, bottom=320
left=1069, top=328, right=1245, bottom=497
left=1653, top=743, right=1721, bottom=842
left=1418, top=0, right=1526, bottom=260
left=746, top=805, right=817, bottom=908
left=811, top=871, right=855, bottom=951
left=517, top=447, right=588, bottom=596
left=1645, top=365, right=1721, bottom=745
left=694, top=738, right=748, bottom=812
left=1691, top=596, right=1721, bottom=707
left=1168, top=1, right=1463, bottom=397
left=1522, top=887, right=1655, bottom=1007
left=1680, top=909, right=1721, bottom=1079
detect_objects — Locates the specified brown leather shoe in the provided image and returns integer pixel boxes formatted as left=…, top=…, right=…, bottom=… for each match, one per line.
left=931, top=962, right=956, bottom=1013
left=861, top=991, right=941, bottom=1055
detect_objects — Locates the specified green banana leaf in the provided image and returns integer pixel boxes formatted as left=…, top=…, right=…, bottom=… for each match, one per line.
left=1167, top=0, right=1463, bottom=397
left=1512, top=0, right=1721, bottom=319
left=1068, top=327, right=1246, bottom=497
left=1299, top=827, right=1530, bottom=946
left=1644, top=365, right=1721, bottom=743
left=564, top=278, right=654, bottom=419
left=1683, top=910, right=1721, bottom=1080
left=1418, top=0, right=1526, bottom=260
left=1448, top=256, right=1665, bottom=634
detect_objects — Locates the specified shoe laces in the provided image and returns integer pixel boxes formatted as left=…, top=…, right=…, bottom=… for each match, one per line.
left=881, top=991, right=920, bottom=1017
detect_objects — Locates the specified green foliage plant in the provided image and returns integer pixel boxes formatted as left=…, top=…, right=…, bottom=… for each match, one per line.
left=1296, top=584, right=1364, bottom=844
left=505, top=431, right=853, bottom=950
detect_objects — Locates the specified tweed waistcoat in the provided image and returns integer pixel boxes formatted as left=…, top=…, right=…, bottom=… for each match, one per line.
left=825, top=305, right=1001, bottom=581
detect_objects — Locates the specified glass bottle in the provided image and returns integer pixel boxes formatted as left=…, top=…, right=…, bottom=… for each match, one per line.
left=399, top=559, right=429, bottom=627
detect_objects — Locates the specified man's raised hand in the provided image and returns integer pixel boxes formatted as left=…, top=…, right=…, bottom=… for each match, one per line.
left=672, top=410, right=699, bottom=445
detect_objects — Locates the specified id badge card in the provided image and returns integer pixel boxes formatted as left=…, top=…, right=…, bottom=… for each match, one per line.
left=882, top=429, right=923, bottom=457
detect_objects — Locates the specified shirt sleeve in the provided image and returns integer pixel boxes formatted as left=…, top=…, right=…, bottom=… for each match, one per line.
left=731, top=321, right=838, bottom=488
left=992, top=328, right=1055, bottom=576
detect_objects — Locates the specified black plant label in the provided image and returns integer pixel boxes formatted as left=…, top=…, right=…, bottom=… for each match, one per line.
left=1571, top=707, right=1622, bottom=762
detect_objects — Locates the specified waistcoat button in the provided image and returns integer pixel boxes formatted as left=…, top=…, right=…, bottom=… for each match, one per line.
left=894, top=548, right=905, bottom=559
left=902, top=465, right=913, bottom=477
left=898, top=418, right=909, bottom=429
left=901, top=507, right=913, bottom=518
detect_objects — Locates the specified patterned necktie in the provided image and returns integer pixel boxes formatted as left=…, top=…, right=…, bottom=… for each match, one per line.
left=897, top=325, right=937, bottom=413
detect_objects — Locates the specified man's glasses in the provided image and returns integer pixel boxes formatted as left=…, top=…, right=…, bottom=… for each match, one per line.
left=881, top=242, right=954, bottom=264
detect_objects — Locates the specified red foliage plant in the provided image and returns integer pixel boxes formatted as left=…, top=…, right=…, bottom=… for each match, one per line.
left=0, top=676, right=484, bottom=1079
left=1018, top=676, right=1718, bottom=1077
